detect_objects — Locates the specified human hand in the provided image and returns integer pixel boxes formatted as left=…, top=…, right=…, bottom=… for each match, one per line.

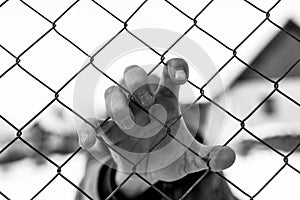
left=78, top=58, right=235, bottom=184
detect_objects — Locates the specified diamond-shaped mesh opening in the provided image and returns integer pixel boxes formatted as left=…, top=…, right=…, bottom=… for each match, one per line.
left=57, top=63, right=108, bottom=119
left=184, top=26, right=233, bottom=69
left=0, top=66, right=53, bottom=128
left=195, top=0, right=265, bottom=48
left=244, top=91, right=300, bottom=153
left=126, top=0, right=194, bottom=48
left=236, top=20, right=281, bottom=64
left=21, top=31, right=87, bottom=90
left=207, top=57, right=275, bottom=120
left=202, top=103, right=242, bottom=146
left=55, top=0, right=124, bottom=54
left=0, top=0, right=50, bottom=55
left=237, top=21, right=300, bottom=82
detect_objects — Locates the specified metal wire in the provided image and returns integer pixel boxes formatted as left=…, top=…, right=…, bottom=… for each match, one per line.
left=0, top=0, right=300, bottom=199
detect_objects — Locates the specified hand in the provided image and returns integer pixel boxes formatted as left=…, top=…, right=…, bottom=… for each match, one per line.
left=78, top=58, right=235, bottom=187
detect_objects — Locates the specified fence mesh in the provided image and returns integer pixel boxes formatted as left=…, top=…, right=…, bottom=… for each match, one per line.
left=0, top=0, right=300, bottom=199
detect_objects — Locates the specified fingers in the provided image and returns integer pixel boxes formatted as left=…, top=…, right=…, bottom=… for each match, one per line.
left=105, top=86, right=135, bottom=130
left=78, top=118, right=112, bottom=149
left=78, top=118, right=113, bottom=164
left=157, top=58, right=189, bottom=97
left=190, top=141, right=236, bottom=172
left=78, top=118, right=98, bottom=149
left=124, top=65, right=154, bottom=107
left=207, top=146, right=236, bottom=172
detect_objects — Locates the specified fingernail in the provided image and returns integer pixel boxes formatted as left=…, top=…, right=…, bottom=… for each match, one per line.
left=175, top=70, right=186, bottom=81
left=80, top=133, right=91, bottom=149
left=139, top=92, right=153, bottom=106
left=120, top=117, right=135, bottom=130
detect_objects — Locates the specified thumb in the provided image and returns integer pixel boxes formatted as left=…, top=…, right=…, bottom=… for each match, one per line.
left=186, top=141, right=236, bottom=173
left=207, top=146, right=236, bottom=172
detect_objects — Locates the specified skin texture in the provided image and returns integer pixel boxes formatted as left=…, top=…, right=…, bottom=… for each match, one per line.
left=78, top=58, right=236, bottom=197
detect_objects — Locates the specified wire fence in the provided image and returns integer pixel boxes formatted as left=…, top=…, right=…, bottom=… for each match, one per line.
left=0, top=0, right=300, bottom=199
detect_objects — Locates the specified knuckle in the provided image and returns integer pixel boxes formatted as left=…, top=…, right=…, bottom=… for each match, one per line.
left=124, top=66, right=148, bottom=89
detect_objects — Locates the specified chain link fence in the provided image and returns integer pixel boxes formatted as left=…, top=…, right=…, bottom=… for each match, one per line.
left=0, top=0, right=300, bottom=199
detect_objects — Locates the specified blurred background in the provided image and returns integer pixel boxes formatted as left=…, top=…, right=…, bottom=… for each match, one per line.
left=0, top=0, right=300, bottom=199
